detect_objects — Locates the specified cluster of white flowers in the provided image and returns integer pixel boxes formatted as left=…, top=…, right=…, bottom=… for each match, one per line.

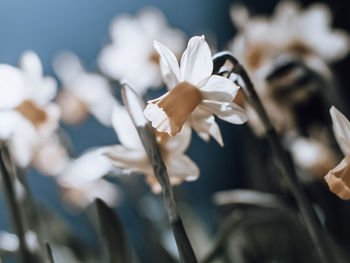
left=1, top=1, right=349, bottom=210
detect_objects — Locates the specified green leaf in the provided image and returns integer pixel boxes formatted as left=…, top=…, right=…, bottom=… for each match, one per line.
left=94, top=198, right=134, bottom=263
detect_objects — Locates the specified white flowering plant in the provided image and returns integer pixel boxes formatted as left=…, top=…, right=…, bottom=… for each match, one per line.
left=1, top=2, right=350, bottom=263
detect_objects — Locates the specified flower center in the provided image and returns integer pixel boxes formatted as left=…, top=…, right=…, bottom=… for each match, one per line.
left=287, top=41, right=312, bottom=56
left=158, top=81, right=202, bottom=135
left=16, top=100, right=47, bottom=127
left=149, top=51, right=160, bottom=65
left=154, top=129, right=170, bottom=145
left=56, top=90, right=88, bottom=125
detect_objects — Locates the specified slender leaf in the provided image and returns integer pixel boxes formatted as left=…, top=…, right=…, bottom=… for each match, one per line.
left=94, top=198, right=133, bottom=263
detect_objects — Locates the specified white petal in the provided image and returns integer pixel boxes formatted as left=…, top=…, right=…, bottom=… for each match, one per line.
left=86, top=179, right=120, bottom=207
left=180, top=36, right=213, bottom=85
left=0, top=65, right=26, bottom=109
left=330, top=106, right=350, bottom=155
left=36, top=103, right=60, bottom=138
left=33, top=135, right=69, bottom=176
left=165, top=124, right=192, bottom=154
left=59, top=150, right=112, bottom=186
left=189, top=108, right=223, bottom=146
left=166, top=154, right=200, bottom=181
left=0, top=111, right=22, bottom=139
left=230, top=4, right=250, bottom=29
left=53, top=51, right=84, bottom=84
left=19, top=51, right=43, bottom=78
left=200, top=75, right=239, bottom=102
left=9, top=117, right=38, bottom=167
left=61, top=179, right=120, bottom=210
left=112, top=106, right=143, bottom=149
left=144, top=102, right=172, bottom=135
left=102, top=145, right=152, bottom=175
left=154, top=40, right=181, bottom=89
left=200, top=100, right=248, bottom=124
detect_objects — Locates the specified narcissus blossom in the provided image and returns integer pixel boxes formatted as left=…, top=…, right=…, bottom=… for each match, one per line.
left=0, top=51, right=60, bottom=167
left=229, top=1, right=350, bottom=72
left=229, top=1, right=350, bottom=137
left=103, top=106, right=199, bottom=193
left=54, top=51, right=117, bottom=126
left=57, top=150, right=121, bottom=210
left=324, top=107, right=350, bottom=200
left=144, top=36, right=247, bottom=146
left=98, top=8, right=186, bottom=94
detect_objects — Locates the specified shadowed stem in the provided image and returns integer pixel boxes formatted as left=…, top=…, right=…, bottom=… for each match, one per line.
left=0, top=144, right=35, bottom=263
left=121, top=82, right=198, bottom=263
left=212, top=51, right=335, bottom=263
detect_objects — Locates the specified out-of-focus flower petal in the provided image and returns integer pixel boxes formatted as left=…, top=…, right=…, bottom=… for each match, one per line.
left=230, top=4, right=250, bottom=30
left=99, top=8, right=186, bottom=94
left=9, top=116, right=38, bottom=167
left=200, top=100, right=248, bottom=124
left=33, top=135, right=69, bottom=177
left=291, top=137, right=339, bottom=178
left=53, top=51, right=84, bottom=83
left=166, top=154, right=200, bottom=181
left=0, top=65, right=25, bottom=109
left=54, top=52, right=117, bottom=126
left=56, top=90, right=89, bottom=125
left=330, top=106, right=350, bottom=156
left=61, top=179, right=121, bottom=210
left=0, top=111, right=22, bottom=140
left=102, top=145, right=152, bottom=175
left=19, top=51, right=43, bottom=78
left=58, top=150, right=112, bottom=186
left=180, top=36, right=213, bottom=85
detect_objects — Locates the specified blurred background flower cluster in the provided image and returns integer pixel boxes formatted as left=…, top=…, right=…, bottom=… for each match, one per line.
left=1, top=0, right=350, bottom=262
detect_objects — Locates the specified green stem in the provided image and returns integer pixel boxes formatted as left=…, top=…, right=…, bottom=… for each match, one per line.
left=121, top=82, right=198, bottom=263
left=0, top=144, right=35, bottom=263
left=212, top=52, right=335, bottom=263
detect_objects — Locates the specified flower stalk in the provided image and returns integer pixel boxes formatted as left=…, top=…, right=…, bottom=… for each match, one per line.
left=212, top=51, right=335, bottom=263
left=0, top=144, right=35, bottom=263
left=121, top=81, right=198, bottom=263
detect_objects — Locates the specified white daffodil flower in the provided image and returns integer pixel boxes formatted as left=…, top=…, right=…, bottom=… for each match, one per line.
left=54, top=52, right=117, bottom=126
left=98, top=8, right=186, bottom=94
left=143, top=36, right=247, bottom=146
left=229, top=2, right=350, bottom=137
left=0, top=51, right=60, bottom=167
left=103, top=106, right=199, bottom=193
left=229, top=1, right=350, bottom=71
left=57, top=150, right=121, bottom=210
left=324, top=107, right=350, bottom=200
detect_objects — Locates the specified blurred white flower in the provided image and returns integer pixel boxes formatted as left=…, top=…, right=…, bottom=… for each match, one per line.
left=54, top=51, right=117, bottom=126
left=229, top=1, right=350, bottom=71
left=33, top=134, right=69, bottom=176
left=0, top=231, right=19, bottom=253
left=98, top=8, right=186, bottom=94
left=57, top=149, right=121, bottom=210
left=144, top=36, right=247, bottom=146
left=0, top=51, right=60, bottom=167
left=229, top=1, right=350, bottom=137
left=290, top=137, right=339, bottom=179
left=324, top=107, right=350, bottom=200
left=103, top=106, right=199, bottom=193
